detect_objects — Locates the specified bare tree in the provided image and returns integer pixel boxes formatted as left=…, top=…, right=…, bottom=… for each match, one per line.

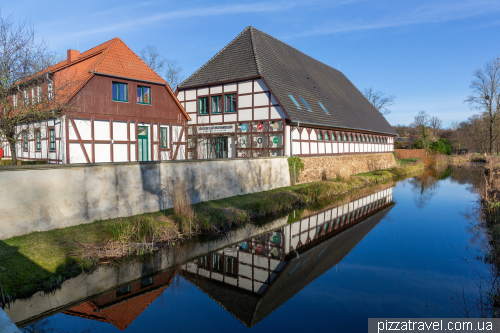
left=411, top=111, right=430, bottom=149
left=363, top=87, right=395, bottom=116
left=0, top=14, right=75, bottom=165
left=429, top=116, right=443, bottom=136
left=465, top=56, right=500, bottom=154
left=139, top=45, right=184, bottom=90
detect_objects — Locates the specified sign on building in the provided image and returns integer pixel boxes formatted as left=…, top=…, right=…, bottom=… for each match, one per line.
left=197, top=124, right=236, bottom=134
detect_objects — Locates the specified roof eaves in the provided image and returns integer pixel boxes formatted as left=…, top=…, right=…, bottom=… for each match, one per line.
left=291, top=120, right=398, bottom=136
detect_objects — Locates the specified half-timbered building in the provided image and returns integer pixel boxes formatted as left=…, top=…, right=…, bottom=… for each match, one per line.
left=2, top=37, right=189, bottom=164
left=177, top=26, right=397, bottom=159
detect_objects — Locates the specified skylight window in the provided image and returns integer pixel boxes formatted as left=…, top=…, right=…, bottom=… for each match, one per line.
left=299, top=97, right=311, bottom=110
left=318, top=101, right=329, bottom=114
left=288, top=94, right=301, bottom=109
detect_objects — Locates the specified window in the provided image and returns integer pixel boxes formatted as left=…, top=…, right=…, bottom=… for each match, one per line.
left=225, top=256, right=238, bottom=277
left=37, top=86, right=41, bottom=103
left=140, top=277, right=154, bottom=289
left=354, top=134, right=357, bottom=142
left=363, top=135, right=366, bottom=142
left=36, top=130, right=41, bottom=151
left=112, top=82, right=127, bottom=102
left=288, top=94, right=302, bottom=109
left=198, top=97, right=209, bottom=114
left=211, top=95, right=222, bottom=113
left=48, top=81, right=54, bottom=100
left=349, top=134, right=352, bottom=142
left=160, top=127, right=168, bottom=148
left=13, top=94, right=17, bottom=108
left=343, top=134, right=347, bottom=141
left=299, top=97, right=311, bottom=110
left=31, top=88, right=35, bottom=105
left=325, top=132, right=330, bottom=141
left=318, top=131, right=323, bottom=141
left=23, top=132, right=28, bottom=151
left=212, top=253, right=223, bottom=272
left=318, top=101, right=329, bottom=114
left=49, top=129, right=55, bottom=151
left=23, top=90, right=28, bottom=105
left=225, top=94, right=237, bottom=112
left=137, top=86, right=151, bottom=104
left=116, top=285, right=131, bottom=298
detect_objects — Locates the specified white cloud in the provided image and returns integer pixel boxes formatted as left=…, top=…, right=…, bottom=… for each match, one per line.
left=286, top=0, right=500, bottom=38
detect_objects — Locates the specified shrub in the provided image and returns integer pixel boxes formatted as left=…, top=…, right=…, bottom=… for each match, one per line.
left=288, top=156, right=304, bottom=184
left=430, top=138, right=452, bottom=155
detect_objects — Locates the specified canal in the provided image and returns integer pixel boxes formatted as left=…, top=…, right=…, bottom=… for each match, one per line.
left=7, top=165, right=487, bottom=332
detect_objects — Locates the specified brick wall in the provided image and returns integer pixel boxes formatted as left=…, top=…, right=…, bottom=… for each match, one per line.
left=296, top=153, right=397, bottom=183
left=394, top=149, right=426, bottom=159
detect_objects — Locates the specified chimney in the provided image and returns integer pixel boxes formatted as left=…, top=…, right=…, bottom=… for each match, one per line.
left=67, top=49, right=80, bottom=63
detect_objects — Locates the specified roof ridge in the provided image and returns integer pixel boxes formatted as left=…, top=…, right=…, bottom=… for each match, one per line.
left=91, top=38, right=118, bottom=72
left=178, top=26, right=256, bottom=88
left=249, top=27, right=262, bottom=75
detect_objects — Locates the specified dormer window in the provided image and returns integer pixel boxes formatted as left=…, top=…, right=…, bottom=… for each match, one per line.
left=299, top=97, right=311, bottom=110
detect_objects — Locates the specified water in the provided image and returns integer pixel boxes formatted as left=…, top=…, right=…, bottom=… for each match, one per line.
left=8, top=165, right=488, bottom=332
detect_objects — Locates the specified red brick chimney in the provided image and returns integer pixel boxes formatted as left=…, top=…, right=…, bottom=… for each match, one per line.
left=67, top=49, right=80, bottom=63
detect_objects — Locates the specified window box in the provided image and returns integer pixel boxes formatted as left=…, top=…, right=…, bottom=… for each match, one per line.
left=137, top=86, right=151, bottom=104
left=112, top=82, right=128, bottom=102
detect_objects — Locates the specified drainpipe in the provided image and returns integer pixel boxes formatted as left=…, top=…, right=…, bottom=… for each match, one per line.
left=290, top=121, right=300, bottom=185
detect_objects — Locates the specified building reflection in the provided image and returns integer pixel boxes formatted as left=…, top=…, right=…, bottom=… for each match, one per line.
left=181, top=187, right=395, bottom=327
left=60, top=187, right=394, bottom=330
left=62, top=269, right=177, bottom=331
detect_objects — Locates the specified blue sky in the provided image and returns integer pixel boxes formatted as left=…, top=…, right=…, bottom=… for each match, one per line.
left=5, top=0, right=500, bottom=127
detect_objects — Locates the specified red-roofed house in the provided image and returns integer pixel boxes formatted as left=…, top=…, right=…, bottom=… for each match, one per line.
left=2, top=37, right=189, bottom=163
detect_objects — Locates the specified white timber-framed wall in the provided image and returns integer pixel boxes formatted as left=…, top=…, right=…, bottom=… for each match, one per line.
left=177, top=77, right=395, bottom=159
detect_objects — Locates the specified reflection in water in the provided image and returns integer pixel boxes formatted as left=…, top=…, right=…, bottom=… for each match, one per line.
left=61, top=270, right=177, bottom=331
left=22, top=187, right=394, bottom=331
left=181, top=188, right=395, bottom=327
left=407, top=166, right=448, bottom=209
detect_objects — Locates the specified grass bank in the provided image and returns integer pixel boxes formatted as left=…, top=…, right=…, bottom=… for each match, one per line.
left=0, top=158, right=428, bottom=301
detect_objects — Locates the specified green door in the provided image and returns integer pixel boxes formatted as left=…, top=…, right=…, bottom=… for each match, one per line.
left=138, top=126, right=149, bottom=161
left=206, top=136, right=228, bottom=159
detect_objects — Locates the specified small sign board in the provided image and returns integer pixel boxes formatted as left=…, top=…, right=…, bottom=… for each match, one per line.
left=273, top=137, right=279, bottom=144
left=197, top=124, right=235, bottom=134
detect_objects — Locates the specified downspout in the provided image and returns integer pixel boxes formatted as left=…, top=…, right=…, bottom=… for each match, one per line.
left=290, top=121, right=300, bottom=185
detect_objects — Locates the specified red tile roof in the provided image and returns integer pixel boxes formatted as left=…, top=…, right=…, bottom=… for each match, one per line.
left=40, top=37, right=188, bottom=119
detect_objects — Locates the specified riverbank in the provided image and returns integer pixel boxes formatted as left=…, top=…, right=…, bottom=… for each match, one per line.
left=0, top=158, right=432, bottom=300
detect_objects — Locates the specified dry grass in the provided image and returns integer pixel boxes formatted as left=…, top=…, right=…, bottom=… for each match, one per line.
left=173, top=180, right=194, bottom=220
left=336, top=165, right=351, bottom=181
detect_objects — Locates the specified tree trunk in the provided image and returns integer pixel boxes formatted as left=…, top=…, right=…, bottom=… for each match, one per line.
left=490, top=117, right=494, bottom=155
left=9, top=140, right=17, bottom=166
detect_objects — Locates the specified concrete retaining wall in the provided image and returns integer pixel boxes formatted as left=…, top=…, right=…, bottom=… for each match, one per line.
left=394, top=149, right=426, bottom=159
left=298, top=153, right=397, bottom=183
left=0, top=157, right=290, bottom=240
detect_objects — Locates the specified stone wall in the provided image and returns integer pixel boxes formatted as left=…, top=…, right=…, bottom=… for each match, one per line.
left=297, top=153, right=397, bottom=183
left=394, top=149, right=426, bottom=159
left=0, top=157, right=290, bottom=240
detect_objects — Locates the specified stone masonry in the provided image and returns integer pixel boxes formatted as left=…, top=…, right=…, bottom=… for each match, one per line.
left=298, top=153, right=397, bottom=183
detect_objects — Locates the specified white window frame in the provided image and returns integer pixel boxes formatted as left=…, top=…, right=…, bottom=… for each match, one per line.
left=48, top=82, right=54, bottom=100
left=31, top=88, right=35, bottom=105
left=37, top=86, right=41, bottom=103
left=160, top=126, right=169, bottom=148
left=13, top=94, right=17, bottom=108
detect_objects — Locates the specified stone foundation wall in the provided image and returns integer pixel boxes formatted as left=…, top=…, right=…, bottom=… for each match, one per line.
left=394, top=149, right=426, bottom=159
left=297, top=153, right=397, bottom=183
